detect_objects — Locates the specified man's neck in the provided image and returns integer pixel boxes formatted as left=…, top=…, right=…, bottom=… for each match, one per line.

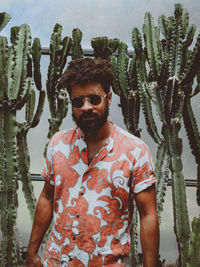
left=84, top=121, right=113, bottom=145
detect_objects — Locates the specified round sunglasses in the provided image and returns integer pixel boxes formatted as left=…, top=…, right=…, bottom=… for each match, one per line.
left=71, top=94, right=107, bottom=108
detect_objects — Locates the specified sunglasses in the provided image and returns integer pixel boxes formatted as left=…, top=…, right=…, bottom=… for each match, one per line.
left=71, top=94, right=107, bottom=108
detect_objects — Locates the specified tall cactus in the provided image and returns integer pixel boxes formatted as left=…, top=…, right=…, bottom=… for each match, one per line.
left=46, top=24, right=72, bottom=150
left=130, top=4, right=200, bottom=266
left=16, top=37, right=45, bottom=220
left=0, top=23, right=33, bottom=266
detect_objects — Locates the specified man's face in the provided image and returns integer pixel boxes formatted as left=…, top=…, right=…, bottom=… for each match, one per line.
left=70, top=82, right=112, bottom=135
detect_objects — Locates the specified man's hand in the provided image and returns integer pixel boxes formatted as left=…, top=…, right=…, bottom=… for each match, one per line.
left=26, top=253, right=42, bottom=267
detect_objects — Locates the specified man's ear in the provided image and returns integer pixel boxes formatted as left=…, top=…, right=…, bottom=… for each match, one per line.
left=107, top=92, right=112, bottom=107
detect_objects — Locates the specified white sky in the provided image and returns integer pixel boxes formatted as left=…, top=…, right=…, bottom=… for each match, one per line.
left=1, top=0, right=200, bottom=47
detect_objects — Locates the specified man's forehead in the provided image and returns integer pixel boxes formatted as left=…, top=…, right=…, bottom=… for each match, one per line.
left=70, top=82, right=105, bottom=96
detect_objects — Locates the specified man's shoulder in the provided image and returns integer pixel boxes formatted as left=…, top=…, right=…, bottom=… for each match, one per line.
left=49, top=126, right=78, bottom=147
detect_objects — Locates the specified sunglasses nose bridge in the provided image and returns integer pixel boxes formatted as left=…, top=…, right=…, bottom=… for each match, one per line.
left=81, top=97, right=93, bottom=109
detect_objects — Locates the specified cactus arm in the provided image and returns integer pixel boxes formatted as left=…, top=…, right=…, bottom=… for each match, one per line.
left=118, top=42, right=130, bottom=98
left=186, top=217, right=200, bottom=267
left=110, top=55, right=122, bottom=95
left=140, top=82, right=161, bottom=144
left=168, top=120, right=190, bottom=265
left=181, top=8, right=189, bottom=38
left=148, top=81, right=165, bottom=122
left=0, top=109, right=6, bottom=235
left=191, top=75, right=200, bottom=97
left=143, top=12, right=161, bottom=80
left=0, top=36, right=8, bottom=102
left=155, top=140, right=170, bottom=221
left=130, top=209, right=140, bottom=267
left=197, top=165, right=200, bottom=207
left=181, top=34, right=200, bottom=86
left=183, top=97, right=200, bottom=164
left=164, top=77, right=183, bottom=123
left=71, top=28, right=83, bottom=60
left=46, top=24, right=71, bottom=143
left=32, top=38, right=42, bottom=90
left=16, top=77, right=33, bottom=110
left=59, top=36, right=72, bottom=75
left=183, top=97, right=200, bottom=206
left=25, top=88, right=35, bottom=122
left=0, top=12, right=11, bottom=32
left=132, top=27, right=147, bottom=83
left=31, top=90, right=45, bottom=128
left=127, top=90, right=141, bottom=137
left=8, top=24, right=31, bottom=100
left=2, top=109, right=19, bottom=266
left=16, top=127, right=36, bottom=220
left=172, top=4, right=184, bottom=78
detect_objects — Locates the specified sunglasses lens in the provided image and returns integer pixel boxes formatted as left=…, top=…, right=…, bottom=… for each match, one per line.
left=71, top=97, right=84, bottom=108
left=89, top=94, right=102, bottom=105
left=71, top=94, right=105, bottom=108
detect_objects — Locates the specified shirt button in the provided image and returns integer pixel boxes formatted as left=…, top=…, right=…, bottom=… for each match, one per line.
left=80, top=192, right=84, bottom=195
left=76, top=214, right=80, bottom=218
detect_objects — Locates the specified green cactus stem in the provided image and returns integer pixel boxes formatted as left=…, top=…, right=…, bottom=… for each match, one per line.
left=183, top=97, right=200, bottom=206
left=168, top=120, right=190, bottom=265
left=71, top=28, right=83, bottom=60
left=46, top=24, right=72, bottom=148
left=155, top=140, right=170, bottom=221
left=110, top=41, right=141, bottom=136
left=0, top=12, right=11, bottom=32
left=130, top=209, right=140, bottom=267
left=0, top=23, right=34, bottom=266
left=186, top=217, right=200, bottom=267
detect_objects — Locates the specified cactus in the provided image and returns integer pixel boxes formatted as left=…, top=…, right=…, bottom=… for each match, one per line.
left=91, top=36, right=119, bottom=60
left=126, top=4, right=200, bottom=265
left=0, top=23, right=33, bottom=266
left=0, top=12, right=11, bottom=32
left=111, top=41, right=141, bottom=136
left=16, top=37, right=45, bottom=220
left=186, top=217, right=200, bottom=267
left=45, top=24, right=72, bottom=153
left=71, top=28, right=83, bottom=60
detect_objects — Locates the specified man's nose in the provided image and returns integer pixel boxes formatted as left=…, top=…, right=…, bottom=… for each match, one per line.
left=81, top=98, right=93, bottom=111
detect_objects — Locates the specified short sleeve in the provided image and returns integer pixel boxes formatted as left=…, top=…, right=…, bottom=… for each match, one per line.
left=131, top=142, right=156, bottom=194
left=41, top=142, right=55, bottom=186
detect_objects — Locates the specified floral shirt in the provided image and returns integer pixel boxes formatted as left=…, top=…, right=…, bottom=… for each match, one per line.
left=42, top=122, right=156, bottom=267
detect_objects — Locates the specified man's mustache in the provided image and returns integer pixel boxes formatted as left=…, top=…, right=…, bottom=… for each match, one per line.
left=79, top=111, right=98, bottom=119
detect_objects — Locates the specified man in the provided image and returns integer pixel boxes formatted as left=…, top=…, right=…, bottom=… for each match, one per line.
left=26, top=58, right=159, bottom=267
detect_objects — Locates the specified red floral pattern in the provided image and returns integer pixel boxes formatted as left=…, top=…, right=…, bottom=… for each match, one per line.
left=42, top=123, right=156, bottom=266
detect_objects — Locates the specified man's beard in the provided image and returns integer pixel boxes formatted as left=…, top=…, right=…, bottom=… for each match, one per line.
left=72, top=101, right=109, bottom=135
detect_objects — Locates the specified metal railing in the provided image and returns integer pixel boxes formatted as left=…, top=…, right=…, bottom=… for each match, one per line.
left=27, top=174, right=198, bottom=187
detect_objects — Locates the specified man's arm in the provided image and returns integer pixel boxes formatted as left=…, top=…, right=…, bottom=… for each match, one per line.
left=135, top=185, right=159, bottom=267
left=26, top=181, right=54, bottom=267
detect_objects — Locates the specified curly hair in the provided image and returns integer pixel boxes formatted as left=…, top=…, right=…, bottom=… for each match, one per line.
left=59, top=58, right=114, bottom=95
